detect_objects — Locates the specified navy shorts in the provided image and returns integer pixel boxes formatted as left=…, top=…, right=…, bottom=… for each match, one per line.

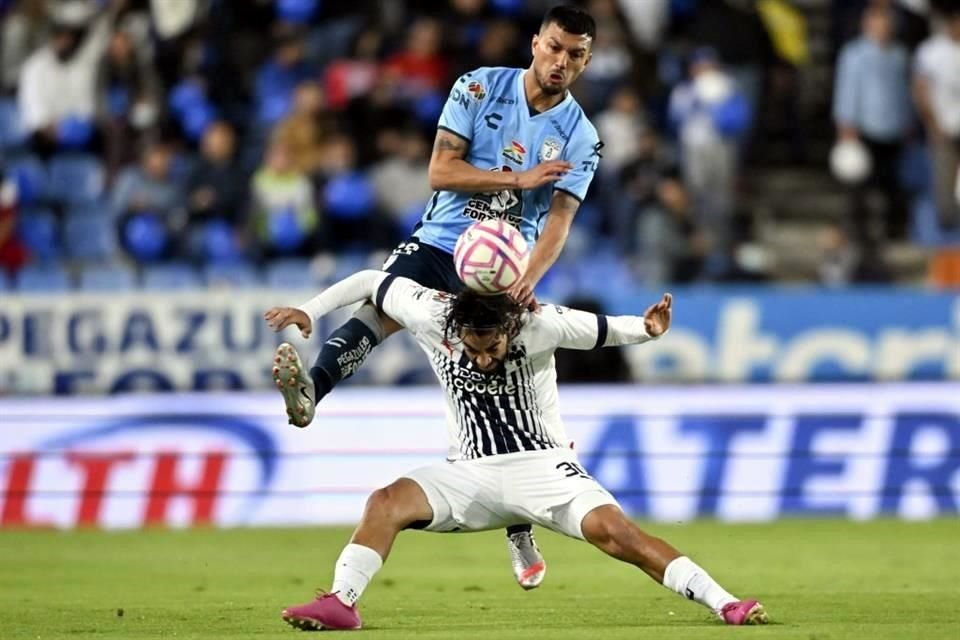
left=381, top=236, right=464, bottom=294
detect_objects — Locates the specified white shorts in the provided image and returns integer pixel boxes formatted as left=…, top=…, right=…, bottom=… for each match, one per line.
left=403, top=448, right=620, bottom=540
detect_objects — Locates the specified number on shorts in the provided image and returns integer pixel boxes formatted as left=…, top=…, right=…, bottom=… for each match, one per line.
left=556, top=461, right=591, bottom=479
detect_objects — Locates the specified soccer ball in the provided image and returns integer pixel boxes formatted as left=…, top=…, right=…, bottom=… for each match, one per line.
left=454, top=219, right=529, bottom=294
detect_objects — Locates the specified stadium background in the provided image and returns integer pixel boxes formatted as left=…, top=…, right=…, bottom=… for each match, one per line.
left=0, top=1, right=958, bottom=638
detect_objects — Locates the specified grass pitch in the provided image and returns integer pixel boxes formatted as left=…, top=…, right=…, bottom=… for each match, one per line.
left=1, top=519, right=957, bottom=639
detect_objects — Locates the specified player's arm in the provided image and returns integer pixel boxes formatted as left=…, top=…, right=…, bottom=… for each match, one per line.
left=264, top=271, right=434, bottom=337
left=264, top=270, right=390, bottom=338
left=539, top=294, right=672, bottom=350
left=508, top=190, right=579, bottom=308
left=428, top=129, right=572, bottom=193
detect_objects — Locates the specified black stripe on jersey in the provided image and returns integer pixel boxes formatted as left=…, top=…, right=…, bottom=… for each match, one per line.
left=424, top=191, right=440, bottom=221
left=481, top=391, right=512, bottom=454
left=437, top=125, right=471, bottom=143
left=374, top=274, right=398, bottom=314
left=594, top=315, right=608, bottom=349
left=433, top=349, right=479, bottom=459
left=508, top=366, right=535, bottom=444
left=505, top=365, right=538, bottom=451
left=521, top=357, right=549, bottom=448
left=458, top=354, right=496, bottom=457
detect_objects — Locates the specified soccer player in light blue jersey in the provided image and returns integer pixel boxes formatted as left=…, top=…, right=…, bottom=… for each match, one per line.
left=281, top=5, right=602, bottom=590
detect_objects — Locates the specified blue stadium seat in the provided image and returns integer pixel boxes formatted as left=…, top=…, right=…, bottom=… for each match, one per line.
left=78, top=264, right=136, bottom=291
left=0, top=99, right=26, bottom=150
left=65, top=215, right=116, bottom=261
left=6, top=155, right=48, bottom=204
left=265, top=258, right=313, bottom=289
left=48, top=154, right=105, bottom=205
left=142, top=263, right=203, bottom=290
left=66, top=201, right=110, bottom=220
left=0, top=270, right=10, bottom=292
left=17, top=208, right=60, bottom=262
left=204, top=262, right=262, bottom=288
left=16, top=263, right=71, bottom=292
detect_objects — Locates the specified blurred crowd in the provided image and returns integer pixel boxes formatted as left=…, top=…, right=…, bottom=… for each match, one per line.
left=0, top=0, right=959, bottom=293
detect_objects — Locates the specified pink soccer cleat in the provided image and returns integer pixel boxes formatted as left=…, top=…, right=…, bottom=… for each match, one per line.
left=281, top=593, right=362, bottom=631
left=720, top=599, right=769, bottom=625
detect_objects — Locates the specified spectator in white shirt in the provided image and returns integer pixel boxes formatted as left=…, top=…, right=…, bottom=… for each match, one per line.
left=17, top=5, right=108, bottom=157
left=913, top=6, right=960, bottom=229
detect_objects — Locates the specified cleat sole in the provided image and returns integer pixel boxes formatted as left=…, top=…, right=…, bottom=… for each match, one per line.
left=744, top=603, right=769, bottom=625
left=282, top=614, right=360, bottom=631
left=272, top=343, right=315, bottom=429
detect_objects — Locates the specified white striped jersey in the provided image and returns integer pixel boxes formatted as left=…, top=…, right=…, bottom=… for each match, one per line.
left=373, top=274, right=651, bottom=461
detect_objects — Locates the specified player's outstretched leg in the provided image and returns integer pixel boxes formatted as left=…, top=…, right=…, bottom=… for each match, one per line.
left=308, top=302, right=393, bottom=408
left=281, top=478, right=433, bottom=631
left=506, top=524, right=546, bottom=589
left=580, top=505, right=769, bottom=625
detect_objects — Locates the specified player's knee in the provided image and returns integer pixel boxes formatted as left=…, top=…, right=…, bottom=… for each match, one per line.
left=581, top=505, right=630, bottom=552
left=363, top=481, right=422, bottom=529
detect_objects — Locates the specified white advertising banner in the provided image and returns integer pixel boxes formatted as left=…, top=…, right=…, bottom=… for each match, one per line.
left=1, top=384, right=958, bottom=529
left=4, top=288, right=960, bottom=394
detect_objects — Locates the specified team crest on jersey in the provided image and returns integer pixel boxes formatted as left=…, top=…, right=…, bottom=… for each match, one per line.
left=502, top=140, right=526, bottom=165
left=538, top=137, right=564, bottom=162
left=467, top=81, right=486, bottom=100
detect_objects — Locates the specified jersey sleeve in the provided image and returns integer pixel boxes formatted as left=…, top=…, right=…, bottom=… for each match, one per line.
left=528, top=304, right=657, bottom=351
left=373, top=274, right=446, bottom=337
left=437, top=70, right=487, bottom=142
left=530, top=304, right=607, bottom=350
left=554, top=121, right=601, bottom=202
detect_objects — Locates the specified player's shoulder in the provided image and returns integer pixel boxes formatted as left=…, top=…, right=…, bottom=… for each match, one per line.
left=454, top=66, right=519, bottom=93
left=560, top=96, right=600, bottom=146
left=385, top=274, right=443, bottom=301
left=524, top=304, right=569, bottom=330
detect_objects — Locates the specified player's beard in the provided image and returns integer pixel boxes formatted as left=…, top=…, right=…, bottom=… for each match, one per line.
left=536, top=67, right=566, bottom=96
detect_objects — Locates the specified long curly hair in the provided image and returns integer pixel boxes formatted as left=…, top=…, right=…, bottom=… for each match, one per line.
left=443, top=289, right=525, bottom=344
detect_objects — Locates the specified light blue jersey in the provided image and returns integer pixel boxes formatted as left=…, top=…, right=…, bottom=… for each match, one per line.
left=414, top=66, right=601, bottom=254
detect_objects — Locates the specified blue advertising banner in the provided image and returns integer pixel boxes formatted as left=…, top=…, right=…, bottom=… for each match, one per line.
left=0, top=288, right=958, bottom=394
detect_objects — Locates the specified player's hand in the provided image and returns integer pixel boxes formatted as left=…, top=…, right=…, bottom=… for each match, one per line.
left=508, top=277, right=539, bottom=311
left=264, top=307, right=313, bottom=339
left=515, top=160, right=573, bottom=190
left=643, top=293, right=672, bottom=337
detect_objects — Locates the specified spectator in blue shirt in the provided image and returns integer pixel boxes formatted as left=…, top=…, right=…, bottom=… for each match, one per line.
left=833, top=5, right=911, bottom=241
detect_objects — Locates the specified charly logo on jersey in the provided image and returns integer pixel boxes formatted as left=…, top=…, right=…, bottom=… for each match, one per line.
left=467, top=81, right=486, bottom=100
left=538, top=137, right=564, bottom=162
left=502, top=140, right=526, bottom=165
left=462, top=167, right=523, bottom=228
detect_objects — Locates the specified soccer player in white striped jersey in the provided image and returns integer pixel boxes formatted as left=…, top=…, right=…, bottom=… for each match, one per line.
left=265, top=272, right=769, bottom=631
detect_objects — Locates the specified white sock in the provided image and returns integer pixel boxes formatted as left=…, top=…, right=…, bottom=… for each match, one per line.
left=662, top=556, right=737, bottom=614
left=331, top=543, right=383, bottom=606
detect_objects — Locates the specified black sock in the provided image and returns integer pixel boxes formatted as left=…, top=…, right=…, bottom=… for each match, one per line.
left=310, top=318, right=380, bottom=400
left=506, top=524, right=533, bottom=536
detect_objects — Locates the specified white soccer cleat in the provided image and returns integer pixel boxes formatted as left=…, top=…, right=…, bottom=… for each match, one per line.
left=507, top=529, right=546, bottom=590
left=272, top=343, right=315, bottom=428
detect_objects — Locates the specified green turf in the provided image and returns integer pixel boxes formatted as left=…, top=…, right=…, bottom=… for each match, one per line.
left=1, top=519, right=957, bottom=639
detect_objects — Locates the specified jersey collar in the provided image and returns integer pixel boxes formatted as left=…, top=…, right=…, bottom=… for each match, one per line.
left=518, top=69, right=573, bottom=119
